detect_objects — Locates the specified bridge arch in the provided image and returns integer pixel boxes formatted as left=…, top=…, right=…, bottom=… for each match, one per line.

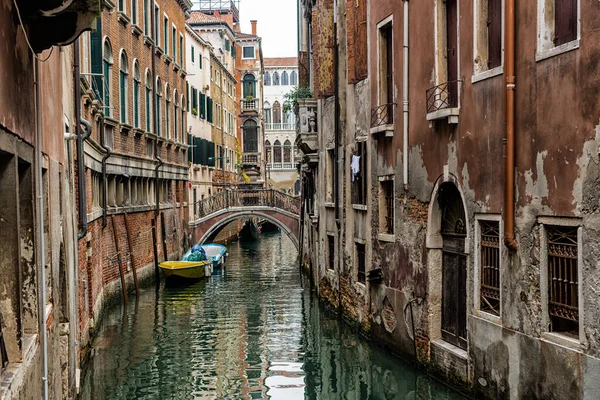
left=198, top=210, right=299, bottom=250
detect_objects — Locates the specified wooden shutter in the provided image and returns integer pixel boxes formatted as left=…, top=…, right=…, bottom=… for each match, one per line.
left=555, top=0, right=577, bottom=46
left=487, top=0, right=502, bottom=69
left=200, top=93, right=206, bottom=119
left=208, top=141, right=216, bottom=167
left=188, top=134, right=193, bottom=163
left=90, top=19, right=103, bottom=99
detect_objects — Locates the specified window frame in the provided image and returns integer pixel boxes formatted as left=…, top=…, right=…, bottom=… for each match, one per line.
left=242, top=45, right=255, bottom=59
left=351, top=140, right=368, bottom=206
left=119, top=49, right=129, bottom=124
left=536, top=0, right=580, bottom=61
left=474, top=215, right=503, bottom=322
left=163, top=14, right=169, bottom=54
left=378, top=177, right=394, bottom=237
left=133, top=59, right=141, bottom=128
left=472, top=0, right=505, bottom=83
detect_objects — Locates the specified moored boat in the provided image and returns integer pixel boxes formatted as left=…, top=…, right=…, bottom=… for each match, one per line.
left=201, top=244, right=227, bottom=268
left=158, top=260, right=212, bottom=279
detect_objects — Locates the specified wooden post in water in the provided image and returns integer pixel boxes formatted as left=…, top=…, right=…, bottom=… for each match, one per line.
left=123, top=213, right=140, bottom=297
left=111, top=214, right=128, bottom=306
left=160, top=212, right=168, bottom=262
left=151, top=218, right=159, bottom=280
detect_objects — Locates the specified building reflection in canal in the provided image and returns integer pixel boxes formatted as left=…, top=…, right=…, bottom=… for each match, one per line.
left=79, top=232, right=465, bottom=399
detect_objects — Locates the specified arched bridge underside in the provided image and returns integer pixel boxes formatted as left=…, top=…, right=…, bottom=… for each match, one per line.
left=189, top=190, right=301, bottom=250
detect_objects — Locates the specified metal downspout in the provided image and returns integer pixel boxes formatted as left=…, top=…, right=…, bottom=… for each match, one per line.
left=332, top=0, right=342, bottom=314
left=100, top=115, right=111, bottom=229
left=402, top=0, right=409, bottom=189
left=34, top=55, right=49, bottom=400
left=151, top=6, right=163, bottom=214
left=504, top=0, right=518, bottom=250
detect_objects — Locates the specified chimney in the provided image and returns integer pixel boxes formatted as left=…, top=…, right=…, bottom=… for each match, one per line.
left=214, top=11, right=221, bottom=18
left=250, top=20, right=257, bottom=36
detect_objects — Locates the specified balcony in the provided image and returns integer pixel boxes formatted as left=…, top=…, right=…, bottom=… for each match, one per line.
left=241, top=153, right=261, bottom=168
left=426, top=80, right=461, bottom=125
left=241, top=98, right=258, bottom=113
left=265, top=123, right=295, bottom=131
left=294, top=98, right=318, bottom=155
left=370, top=103, right=395, bottom=137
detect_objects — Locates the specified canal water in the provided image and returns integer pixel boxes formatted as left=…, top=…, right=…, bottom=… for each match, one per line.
left=80, top=232, right=467, bottom=399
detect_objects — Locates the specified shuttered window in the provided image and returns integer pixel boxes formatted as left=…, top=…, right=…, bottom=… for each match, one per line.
left=91, top=19, right=103, bottom=100
left=487, top=0, right=502, bottom=69
left=554, top=0, right=577, bottom=46
left=207, top=97, right=213, bottom=123
left=225, top=39, right=230, bottom=51
left=200, top=93, right=206, bottom=119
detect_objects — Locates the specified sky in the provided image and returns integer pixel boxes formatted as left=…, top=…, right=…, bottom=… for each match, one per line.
left=237, top=0, right=298, bottom=57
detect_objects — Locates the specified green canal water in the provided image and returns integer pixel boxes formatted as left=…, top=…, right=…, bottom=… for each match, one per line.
left=80, top=232, right=467, bottom=399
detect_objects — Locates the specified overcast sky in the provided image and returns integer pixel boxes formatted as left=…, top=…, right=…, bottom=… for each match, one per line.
left=238, top=0, right=298, bottom=57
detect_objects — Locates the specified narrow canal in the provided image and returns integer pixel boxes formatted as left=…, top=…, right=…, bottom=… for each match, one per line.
left=80, top=232, right=467, bottom=399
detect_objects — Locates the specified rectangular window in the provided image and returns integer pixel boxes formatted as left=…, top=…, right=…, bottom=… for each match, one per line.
left=379, top=179, right=394, bottom=234
left=154, top=4, right=159, bottom=43
left=546, top=225, right=579, bottom=335
left=163, top=16, right=168, bottom=53
left=479, top=220, right=500, bottom=316
left=172, top=26, right=177, bottom=59
left=351, top=141, right=367, bottom=205
left=179, top=35, right=183, bottom=65
left=554, top=0, right=577, bottom=46
left=326, top=149, right=335, bottom=203
left=225, top=39, right=230, bottom=51
left=379, top=22, right=394, bottom=111
left=119, top=0, right=125, bottom=12
left=192, top=87, right=198, bottom=114
left=191, top=45, right=195, bottom=63
left=487, top=0, right=502, bottom=68
left=200, top=93, right=206, bottom=119
left=356, top=242, right=366, bottom=284
left=198, top=53, right=202, bottom=69
left=144, top=0, right=149, bottom=34
left=242, top=46, right=255, bottom=59
left=207, top=97, right=213, bottom=123
left=131, top=0, right=137, bottom=24
left=327, top=235, right=335, bottom=271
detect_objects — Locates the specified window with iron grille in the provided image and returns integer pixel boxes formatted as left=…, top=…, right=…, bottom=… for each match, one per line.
left=547, top=225, right=579, bottom=335
left=479, top=220, right=500, bottom=316
left=327, top=235, right=335, bottom=271
left=356, top=242, right=366, bottom=283
left=351, top=141, right=367, bottom=205
left=379, top=180, right=394, bottom=234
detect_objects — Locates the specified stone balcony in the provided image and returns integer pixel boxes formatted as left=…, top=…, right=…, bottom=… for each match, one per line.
left=295, top=98, right=318, bottom=155
left=241, top=98, right=259, bottom=113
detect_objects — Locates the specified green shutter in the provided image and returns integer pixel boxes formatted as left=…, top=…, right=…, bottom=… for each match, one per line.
left=200, top=93, right=206, bottom=119
left=232, top=46, right=236, bottom=59
left=90, top=18, right=103, bottom=100
left=186, top=82, right=190, bottom=110
left=191, top=46, right=195, bottom=63
left=199, top=55, right=202, bottom=69
left=208, top=141, right=215, bottom=167
left=207, top=97, right=213, bottom=123
left=225, top=40, right=230, bottom=51
left=188, top=134, right=193, bottom=163
left=200, top=139, right=208, bottom=165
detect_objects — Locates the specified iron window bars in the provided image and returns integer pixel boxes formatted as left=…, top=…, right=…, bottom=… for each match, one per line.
left=480, top=220, right=500, bottom=316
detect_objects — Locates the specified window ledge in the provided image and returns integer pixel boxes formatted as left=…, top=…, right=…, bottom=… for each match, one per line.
left=143, top=36, right=154, bottom=47
left=173, top=63, right=180, bottom=72
left=536, top=39, right=580, bottom=62
left=324, top=202, right=335, bottom=208
left=541, top=332, right=582, bottom=352
left=378, top=233, right=395, bottom=243
left=164, top=54, right=173, bottom=65
left=155, top=46, right=164, bottom=56
left=104, top=117, right=119, bottom=127
left=370, top=124, right=394, bottom=137
left=103, top=0, right=116, bottom=10
left=473, top=310, right=501, bottom=325
left=133, top=128, right=144, bottom=137
left=430, top=339, right=468, bottom=360
left=426, top=108, right=460, bottom=124
left=117, top=11, right=130, bottom=26
left=0, top=334, right=39, bottom=398
left=180, top=70, right=188, bottom=78
left=352, top=204, right=367, bottom=211
left=145, top=132, right=158, bottom=141
left=131, top=24, right=143, bottom=37
left=120, top=123, right=133, bottom=134
left=471, top=65, right=504, bottom=83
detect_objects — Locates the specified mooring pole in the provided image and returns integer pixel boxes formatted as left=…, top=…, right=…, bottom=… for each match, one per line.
left=123, top=214, right=140, bottom=297
left=161, top=212, right=168, bottom=262
left=111, top=215, right=128, bottom=306
left=152, top=218, right=159, bottom=281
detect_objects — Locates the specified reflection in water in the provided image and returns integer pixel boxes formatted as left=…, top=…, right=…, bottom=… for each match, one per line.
left=80, top=233, right=466, bottom=399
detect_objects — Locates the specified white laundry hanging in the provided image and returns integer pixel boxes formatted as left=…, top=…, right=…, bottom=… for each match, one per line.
left=351, top=154, right=360, bottom=182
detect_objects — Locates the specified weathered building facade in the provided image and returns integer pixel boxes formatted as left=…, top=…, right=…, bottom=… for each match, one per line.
left=298, top=0, right=600, bottom=398
left=76, top=0, right=192, bottom=358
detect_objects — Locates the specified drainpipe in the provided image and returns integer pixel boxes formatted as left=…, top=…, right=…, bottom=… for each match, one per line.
left=402, top=0, right=409, bottom=189
left=504, top=0, right=518, bottom=251
left=34, top=56, right=49, bottom=400
left=74, top=40, right=93, bottom=239
left=333, top=0, right=340, bottom=230
left=151, top=3, right=163, bottom=213
left=100, top=115, right=111, bottom=228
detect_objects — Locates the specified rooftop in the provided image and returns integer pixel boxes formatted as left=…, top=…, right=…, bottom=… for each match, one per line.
left=187, top=10, right=226, bottom=24
left=264, top=57, right=298, bottom=67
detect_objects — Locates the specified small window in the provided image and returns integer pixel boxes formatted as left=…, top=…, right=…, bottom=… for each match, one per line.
left=379, top=179, right=394, bottom=234
left=191, top=45, right=195, bottom=63
left=546, top=225, right=579, bottom=336
left=242, top=46, right=255, bottom=59
left=554, top=0, right=578, bottom=46
left=327, top=235, right=335, bottom=271
left=479, top=220, right=500, bottom=316
left=351, top=141, right=367, bottom=205
left=356, top=243, right=366, bottom=284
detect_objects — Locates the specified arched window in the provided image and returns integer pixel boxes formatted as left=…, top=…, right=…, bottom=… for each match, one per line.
left=102, top=39, right=113, bottom=117
left=133, top=60, right=141, bottom=128
left=119, top=50, right=129, bottom=123
left=265, top=140, right=272, bottom=163
left=282, top=71, right=289, bottom=85
left=273, top=101, right=281, bottom=124
left=283, top=139, right=292, bottom=163
left=264, top=101, right=272, bottom=125
left=180, top=95, right=186, bottom=139
left=273, top=139, right=282, bottom=163
left=243, top=74, right=256, bottom=98
left=173, top=89, right=179, bottom=142
left=165, top=84, right=171, bottom=139
left=243, top=120, right=258, bottom=152
left=282, top=101, right=293, bottom=126
left=264, top=72, right=271, bottom=86
left=155, top=77, right=162, bottom=136
left=290, top=71, right=298, bottom=85
left=272, top=71, right=280, bottom=85
left=145, top=69, right=152, bottom=132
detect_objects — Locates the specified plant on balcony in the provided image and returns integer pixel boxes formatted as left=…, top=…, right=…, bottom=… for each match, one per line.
left=284, top=86, right=313, bottom=111
left=245, top=95, right=255, bottom=102
left=192, top=107, right=198, bottom=116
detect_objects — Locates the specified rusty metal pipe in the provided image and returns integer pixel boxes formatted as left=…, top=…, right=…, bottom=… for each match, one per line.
left=504, top=0, right=518, bottom=250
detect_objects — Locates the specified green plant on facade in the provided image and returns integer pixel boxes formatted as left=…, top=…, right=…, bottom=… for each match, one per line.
left=284, top=86, right=313, bottom=112
left=192, top=107, right=198, bottom=116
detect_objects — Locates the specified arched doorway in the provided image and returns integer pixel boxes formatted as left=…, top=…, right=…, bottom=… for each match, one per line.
left=438, top=182, right=468, bottom=350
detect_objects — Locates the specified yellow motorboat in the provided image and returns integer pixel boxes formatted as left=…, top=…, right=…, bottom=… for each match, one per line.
left=158, top=260, right=212, bottom=279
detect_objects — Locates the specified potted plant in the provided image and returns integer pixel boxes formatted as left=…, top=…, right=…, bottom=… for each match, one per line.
left=192, top=107, right=198, bottom=116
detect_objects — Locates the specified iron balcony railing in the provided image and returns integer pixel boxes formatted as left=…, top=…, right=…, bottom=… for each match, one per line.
left=265, top=122, right=295, bottom=131
left=241, top=99, right=258, bottom=112
left=426, top=80, right=460, bottom=113
left=193, top=189, right=301, bottom=219
left=370, top=103, right=395, bottom=128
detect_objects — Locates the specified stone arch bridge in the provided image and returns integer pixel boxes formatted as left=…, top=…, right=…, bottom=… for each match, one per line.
left=190, top=189, right=301, bottom=249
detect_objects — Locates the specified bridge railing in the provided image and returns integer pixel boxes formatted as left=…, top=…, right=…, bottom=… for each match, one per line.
left=193, top=189, right=301, bottom=219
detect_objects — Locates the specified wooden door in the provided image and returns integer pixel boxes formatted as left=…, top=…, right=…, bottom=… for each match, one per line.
left=442, top=240, right=467, bottom=350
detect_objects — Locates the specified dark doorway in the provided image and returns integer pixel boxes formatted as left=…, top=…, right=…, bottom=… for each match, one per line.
left=446, top=0, right=458, bottom=107
left=439, top=182, right=467, bottom=350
